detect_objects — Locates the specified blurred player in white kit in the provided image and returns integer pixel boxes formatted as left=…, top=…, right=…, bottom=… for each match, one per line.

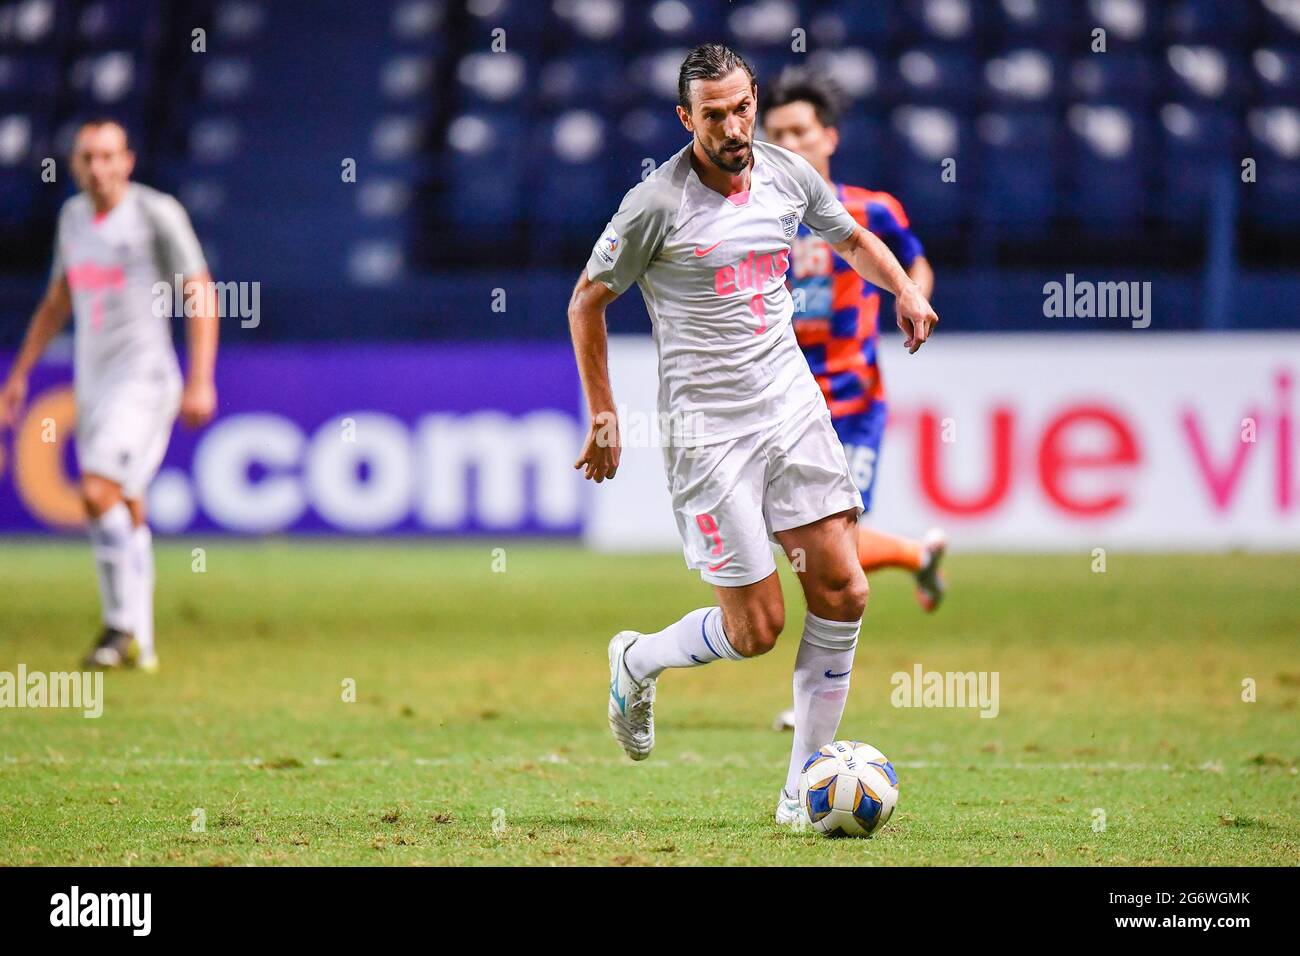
left=0, top=119, right=218, bottom=671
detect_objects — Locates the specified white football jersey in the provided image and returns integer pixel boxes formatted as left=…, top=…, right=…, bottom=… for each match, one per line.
left=51, top=183, right=207, bottom=402
left=586, top=140, right=859, bottom=446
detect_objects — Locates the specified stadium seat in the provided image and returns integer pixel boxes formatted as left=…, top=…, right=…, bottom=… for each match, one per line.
left=537, top=52, right=622, bottom=110
left=1066, top=104, right=1148, bottom=226
left=632, top=0, right=725, bottom=44
left=1252, top=47, right=1300, bottom=105
left=1070, top=51, right=1156, bottom=105
left=982, top=47, right=1057, bottom=107
left=553, top=0, right=626, bottom=46
left=896, top=0, right=976, bottom=45
left=894, top=47, right=980, bottom=107
left=807, top=47, right=879, bottom=102
left=0, top=52, right=60, bottom=110
left=1165, top=45, right=1250, bottom=106
left=831, top=115, right=884, bottom=191
left=1089, top=0, right=1153, bottom=47
left=0, top=0, right=69, bottom=48
left=1260, top=0, right=1300, bottom=36
left=617, top=105, right=688, bottom=177
left=1158, top=104, right=1241, bottom=225
left=0, top=168, right=38, bottom=229
left=976, top=110, right=1058, bottom=235
left=1245, top=105, right=1300, bottom=231
left=461, top=0, right=547, bottom=46
left=1166, top=0, right=1260, bottom=41
left=727, top=0, right=806, bottom=50
left=446, top=111, right=527, bottom=229
left=529, top=108, right=610, bottom=203
left=988, top=0, right=1079, bottom=46
left=75, top=0, right=161, bottom=47
left=826, top=0, right=896, bottom=42
left=887, top=105, right=969, bottom=228
left=455, top=50, right=531, bottom=111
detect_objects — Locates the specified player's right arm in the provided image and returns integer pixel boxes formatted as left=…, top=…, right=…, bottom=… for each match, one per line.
left=570, top=174, right=675, bottom=483
left=568, top=272, right=621, bottom=482
left=0, top=275, right=72, bottom=430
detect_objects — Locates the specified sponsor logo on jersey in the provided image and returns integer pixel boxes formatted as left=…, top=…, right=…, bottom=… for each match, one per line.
left=65, top=262, right=125, bottom=292
left=713, top=248, right=790, bottom=296
left=780, top=211, right=799, bottom=240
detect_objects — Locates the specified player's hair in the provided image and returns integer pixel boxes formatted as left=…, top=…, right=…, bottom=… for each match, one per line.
left=75, top=116, right=131, bottom=150
left=677, top=43, right=756, bottom=112
left=758, top=66, right=844, bottom=129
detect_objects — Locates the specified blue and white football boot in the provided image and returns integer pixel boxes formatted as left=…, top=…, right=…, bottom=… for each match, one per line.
left=775, top=789, right=811, bottom=829
left=607, top=631, right=655, bottom=761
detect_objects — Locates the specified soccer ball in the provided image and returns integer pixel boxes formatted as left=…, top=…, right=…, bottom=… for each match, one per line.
left=798, top=740, right=899, bottom=837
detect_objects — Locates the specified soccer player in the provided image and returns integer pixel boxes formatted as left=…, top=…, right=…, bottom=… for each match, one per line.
left=762, top=67, right=947, bottom=613
left=0, top=118, right=217, bottom=671
left=569, top=45, right=938, bottom=825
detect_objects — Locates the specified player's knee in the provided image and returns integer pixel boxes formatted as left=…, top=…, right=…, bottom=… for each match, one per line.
left=821, top=569, right=869, bottom=621
left=125, top=498, right=146, bottom=526
left=737, top=621, right=781, bottom=657
left=81, top=476, right=122, bottom=518
left=724, top=603, right=784, bottom=658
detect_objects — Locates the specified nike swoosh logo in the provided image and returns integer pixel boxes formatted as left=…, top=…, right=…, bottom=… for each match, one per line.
left=610, top=647, right=628, bottom=714
left=690, top=654, right=706, bottom=664
left=707, top=556, right=733, bottom=572
left=694, top=241, right=723, bottom=256
left=825, top=669, right=851, bottom=679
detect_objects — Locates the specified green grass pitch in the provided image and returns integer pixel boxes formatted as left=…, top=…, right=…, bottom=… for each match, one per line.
left=1, top=541, right=1297, bottom=866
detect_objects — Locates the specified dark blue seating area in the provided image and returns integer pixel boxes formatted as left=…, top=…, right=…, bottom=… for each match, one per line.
left=425, top=0, right=1300, bottom=265
left=0, top=0, right=1297, bottom=338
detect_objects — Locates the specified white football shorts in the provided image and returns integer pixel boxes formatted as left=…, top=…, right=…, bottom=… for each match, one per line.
left=663, top=399, right=863, bottom=587
left=76, top=379, right=180, bottom=498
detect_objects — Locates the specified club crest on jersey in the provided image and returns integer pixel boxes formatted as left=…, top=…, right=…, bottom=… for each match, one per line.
left=780, top=211, right=798, bottom=241
left=595, top=227, right=620, bottom=266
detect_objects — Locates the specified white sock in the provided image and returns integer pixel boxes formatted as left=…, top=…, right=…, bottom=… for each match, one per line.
left=624, top=606, right=742, bottom=681
left=783, top=612, right=861, bottom=797
left=132, top=524, right=155, bottom=657
left=87, top=502, right=136, bottom=633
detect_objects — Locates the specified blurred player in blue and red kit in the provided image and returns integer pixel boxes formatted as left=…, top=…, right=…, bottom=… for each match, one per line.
left=762, top=68, right=946, bottom=612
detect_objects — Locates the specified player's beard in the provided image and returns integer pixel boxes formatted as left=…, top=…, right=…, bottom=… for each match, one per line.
left=702, top=136, right=751, bottom=174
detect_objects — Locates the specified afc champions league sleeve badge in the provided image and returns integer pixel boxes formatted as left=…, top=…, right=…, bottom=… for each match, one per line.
left=596, top=226, right=620, bottom=266
left=780, top=211, right=798, bottom=241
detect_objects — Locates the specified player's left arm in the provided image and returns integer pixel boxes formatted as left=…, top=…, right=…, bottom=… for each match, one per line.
left=831, top=226, right=937, bottom=354
left=862, top=195, right=934, bottom=300
left=180, top=271, right=218, bottom=429
left=791, top=154, right=938, bottom=353
left=907, top=255, right=934, bottom=300
left=150, top=191, right=219, bottom=428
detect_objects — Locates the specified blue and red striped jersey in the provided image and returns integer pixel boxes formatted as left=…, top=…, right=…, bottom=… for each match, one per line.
left=790, top=184, right=924, bottom=418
